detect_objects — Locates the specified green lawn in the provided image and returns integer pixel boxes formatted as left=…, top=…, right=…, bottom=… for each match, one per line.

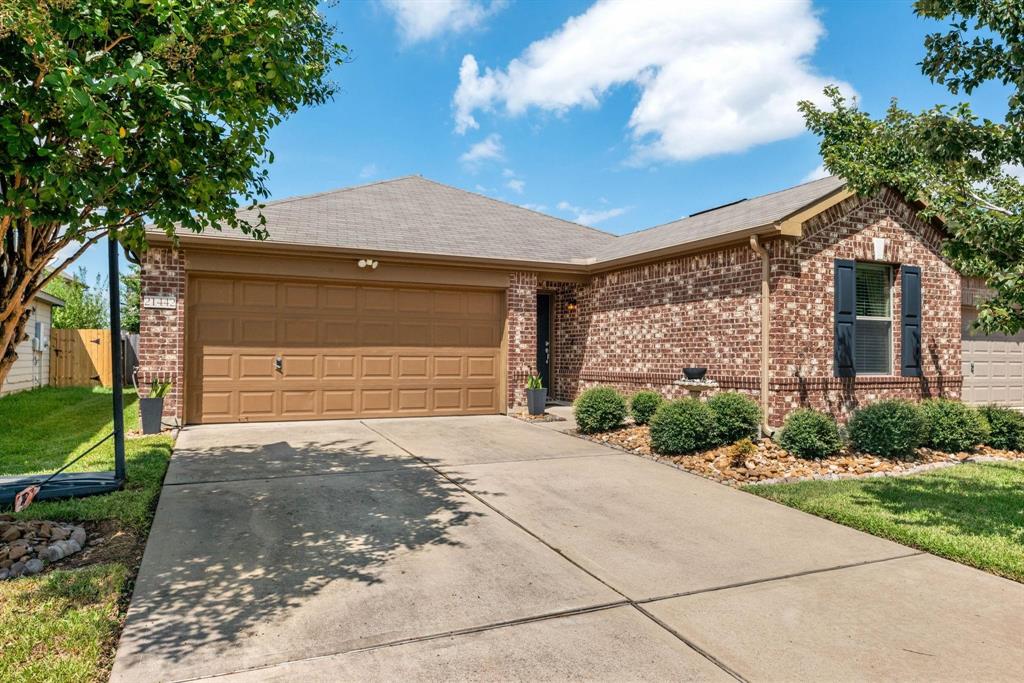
left=746, top=462, right=1024, bottom=582
left=0, top=386, right=173, bottom=682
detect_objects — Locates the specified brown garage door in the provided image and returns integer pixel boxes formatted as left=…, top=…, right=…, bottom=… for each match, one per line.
left=186, top=276, right=504, bottom=424
left=962, top=306, right=1024, bottom=407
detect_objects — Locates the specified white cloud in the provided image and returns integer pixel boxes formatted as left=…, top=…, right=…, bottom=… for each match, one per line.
left=520, top=202, right=548, bottom=212
left=557, top=200, right=628, bottom=226
left=1002, top=164, right=1024, bottom=181
left=506, top=178, right=526, bottom=193
left=359, top=163, right=379, bottom=179
left=803, top=163, right=830, bottom=182
left=453, top=0, right=855, bottom=162
left=382, top=0, right=505, bottom=44
left=459, top=133, right=504, bottom=168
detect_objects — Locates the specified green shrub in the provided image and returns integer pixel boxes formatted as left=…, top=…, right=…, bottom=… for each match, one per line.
left=707, top=392, right=761, bottom=445
left=574, top=386, right=628, bottom=434
left=979, top=405, right=1024, bottom=451
left=919, top=399, right=990, bottom=453
left=629, top=391, right=664, bottom=426
left=777, top=409, right=842, bottom=459
left=649, top=399, right=716, bottom=454
left=848, top=399, right=928, bottom=457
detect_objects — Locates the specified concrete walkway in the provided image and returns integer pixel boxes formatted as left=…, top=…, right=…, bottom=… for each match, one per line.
left=112, top=416, right=1024, bottom=682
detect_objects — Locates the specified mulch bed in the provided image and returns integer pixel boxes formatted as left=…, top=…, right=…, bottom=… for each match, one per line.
left=577, top=424, right=1024, bottom=487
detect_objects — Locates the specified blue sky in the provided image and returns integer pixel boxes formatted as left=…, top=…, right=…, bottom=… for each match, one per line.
left=74, top=0, right=1010, bottom=281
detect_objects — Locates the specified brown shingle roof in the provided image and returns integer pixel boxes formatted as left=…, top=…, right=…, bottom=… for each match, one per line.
left=164, top=174, right=847, bottom=266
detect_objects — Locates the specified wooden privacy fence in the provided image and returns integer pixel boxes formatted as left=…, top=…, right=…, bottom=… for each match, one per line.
left=50, top=329, right=113, bottom=387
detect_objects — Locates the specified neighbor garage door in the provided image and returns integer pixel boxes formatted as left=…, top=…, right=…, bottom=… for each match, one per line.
left=186, top=276, right=504, bottom=424
left=962, top=306, right=1024, bottom=407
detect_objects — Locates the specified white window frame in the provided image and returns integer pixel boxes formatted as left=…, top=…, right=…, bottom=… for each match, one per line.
left=855, top=262, right=894, bottom=376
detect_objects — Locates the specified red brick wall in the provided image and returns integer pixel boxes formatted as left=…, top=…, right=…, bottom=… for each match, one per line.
left=138, top=247, right=186, bottom=423
left=506, top=271, right=538, bottom=410
left=546, top=246, right=764, bottom=404
left=768, top=189, right=961, bottom=423
left=543, top=189, right=961, bottom=424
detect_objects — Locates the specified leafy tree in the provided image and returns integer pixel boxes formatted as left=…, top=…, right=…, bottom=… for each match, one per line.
left=0, top=1, right=347, bottom=386
left=121, top=264, right=140, bottom=333
left=45, top=267, right=109, bottom=329
left=800, top=0, right=1024, bottom=334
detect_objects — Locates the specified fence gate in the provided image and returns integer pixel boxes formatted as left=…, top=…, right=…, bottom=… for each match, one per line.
left=50, top=329, right=113, bottom=387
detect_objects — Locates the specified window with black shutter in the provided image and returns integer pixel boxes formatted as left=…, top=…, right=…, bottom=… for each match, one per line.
left=901, top=265, right=922, bottom=376
left=834, top=260, right=894, bottom=376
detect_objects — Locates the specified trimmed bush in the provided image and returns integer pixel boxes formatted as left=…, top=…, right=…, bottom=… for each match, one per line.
left=777, top=409, right=842, bottom=459
left=919, top=399, right=990, bottom=453
left=729, top=437, right=758, bottom=466
left=848, top=399, right=928, bottom=457
left=980, top=405, right=1024, bottom=451
left=649, top=399, right=716, bottom=454
left=629, top=391, right=664, bottom=426
left=707, top=392, right=761, bottom=445
left=574, top=386, right=628, bottom=434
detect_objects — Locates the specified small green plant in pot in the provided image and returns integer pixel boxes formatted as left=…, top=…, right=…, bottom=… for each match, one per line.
left=140, top=379, right=172, bottom=434
left=525, top=374, right=547, bottom=416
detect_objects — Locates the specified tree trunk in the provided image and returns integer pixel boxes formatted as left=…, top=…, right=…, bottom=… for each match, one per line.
left=0, top=305, right=31, bottom=391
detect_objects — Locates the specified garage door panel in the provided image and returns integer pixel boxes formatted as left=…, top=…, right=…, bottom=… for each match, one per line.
left=240, top=281, right=277, bottom=308
left=187, top=276, right=504, bottom=423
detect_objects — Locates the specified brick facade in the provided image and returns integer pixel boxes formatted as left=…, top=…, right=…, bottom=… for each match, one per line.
left=527, top=188, right=961, bottom=424
left=766, top=188, right=961, bottom=423
left=506, top=271, right=538, bottom=410
left=138, top=247, right=186, bottom=424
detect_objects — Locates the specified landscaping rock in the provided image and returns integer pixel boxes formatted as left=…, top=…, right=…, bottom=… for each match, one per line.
left=0, top=520, right=89, bottom=580
left=576, top=425, right=1024, bottom=487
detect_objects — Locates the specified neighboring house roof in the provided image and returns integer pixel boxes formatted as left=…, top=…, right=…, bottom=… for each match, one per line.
left=34, top=291, right=64, bottom=307
left=156, top=174, right=851, bottom=268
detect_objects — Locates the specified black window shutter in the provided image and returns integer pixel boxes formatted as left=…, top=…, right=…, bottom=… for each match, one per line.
left=901, top=265, right=922, bottom=377
left=834, top=259, right=856, bottom=377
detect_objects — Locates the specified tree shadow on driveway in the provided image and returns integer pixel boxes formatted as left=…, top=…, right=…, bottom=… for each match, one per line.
left=117, top=436, right=490, bottom=671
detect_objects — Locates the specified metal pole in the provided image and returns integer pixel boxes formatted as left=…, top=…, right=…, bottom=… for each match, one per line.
left=108, top=235, right=126, bottom=482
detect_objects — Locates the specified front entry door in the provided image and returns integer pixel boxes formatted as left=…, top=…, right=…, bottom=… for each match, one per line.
left=536, top=293, right=552, bottom=391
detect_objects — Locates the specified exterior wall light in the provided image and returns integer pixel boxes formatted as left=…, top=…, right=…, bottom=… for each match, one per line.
left=357, top=258, right=379, bottom=269
left=565, top=298, right=578, bottom=313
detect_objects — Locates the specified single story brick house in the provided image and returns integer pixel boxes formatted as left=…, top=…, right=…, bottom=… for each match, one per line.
left=139, top=175, right=1023, bottom=427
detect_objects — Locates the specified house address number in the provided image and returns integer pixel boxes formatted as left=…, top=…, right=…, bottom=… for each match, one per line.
left=143, top=295, right=177, bottom=310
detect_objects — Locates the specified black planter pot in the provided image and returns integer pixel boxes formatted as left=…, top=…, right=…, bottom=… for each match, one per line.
left=140, top=397, right=164, bottom=435
left=683, top=367, right=707, bottom=380
left=526, top=388, right=547, bottom=416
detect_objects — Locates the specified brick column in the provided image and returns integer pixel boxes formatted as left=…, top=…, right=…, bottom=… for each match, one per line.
left=506, top=271, right=538, bottom=412
left=138, top=247, right=186, bottom=424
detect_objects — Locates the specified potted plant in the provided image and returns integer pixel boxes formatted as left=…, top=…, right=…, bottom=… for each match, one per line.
left=525, top=374, right=547, bottom=416
left=140, top=379, right=172, bottom=434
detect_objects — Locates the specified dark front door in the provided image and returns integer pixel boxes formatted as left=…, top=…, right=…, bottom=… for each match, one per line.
left=536, top=293, right=552, bottom=391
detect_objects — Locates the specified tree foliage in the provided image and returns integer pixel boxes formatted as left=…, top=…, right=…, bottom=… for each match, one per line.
left=0, top=0, right=347, bottom=385
left=800, top=0, right=1024, bottom=334
left=45, top=267, right=109, bottom=329
left=121, top=264, right=140, bottom=333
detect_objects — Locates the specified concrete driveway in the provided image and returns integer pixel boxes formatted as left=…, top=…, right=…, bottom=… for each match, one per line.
left=112, top=416, right=1023, bottom=682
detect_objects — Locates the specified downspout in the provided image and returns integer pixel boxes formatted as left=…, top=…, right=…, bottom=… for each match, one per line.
left=749, top=236, right=774, bottom=436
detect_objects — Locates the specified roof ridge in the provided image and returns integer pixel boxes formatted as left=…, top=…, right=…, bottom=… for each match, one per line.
left=412, top=176, right=619, bottom=239
left=254, top=175, right=422, bottom=209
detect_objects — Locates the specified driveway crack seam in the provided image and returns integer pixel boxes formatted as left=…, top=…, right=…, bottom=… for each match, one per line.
left=637, top=551, right=926, bottom=605
left=175, top=601, right=631, bottom=683
left=360, top=421, right=749, bottom=682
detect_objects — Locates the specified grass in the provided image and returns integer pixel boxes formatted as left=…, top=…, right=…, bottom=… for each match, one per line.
left=746, top=461, right=1024, bottom=582
left=1, top=386, right=173, bottom=682
left=0, top=565, right=128, bottom=683
left=0, top=386, right=172, bottom=532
